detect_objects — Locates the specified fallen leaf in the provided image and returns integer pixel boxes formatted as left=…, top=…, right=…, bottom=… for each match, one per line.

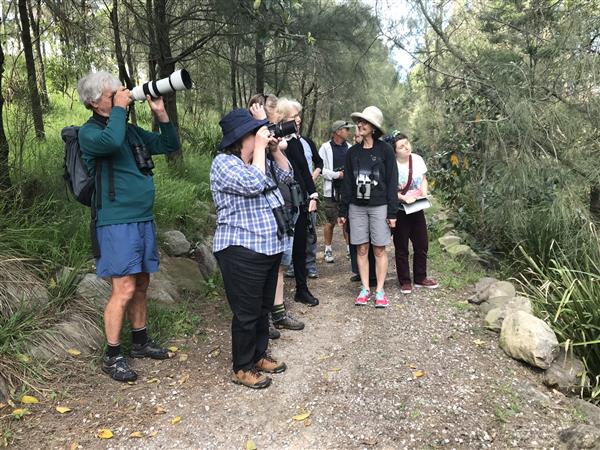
left=15, top=353, right=31, bottom=363
left=21, top=395, right=39, bottom=404
left=150, top=431, right=158, bottom=438
left=473, top=339, right=486, bottom=347
left=11, top=408, right=30, bottom=419
left=168, top=346, right=178, bottom=353
left=170, top=416, right=182, bottom=425
left=179, top=353, right=188, bottom=362
left=304, top=418, right=312, bottom=427
left=154, top=405, right=167, bottom=415
left=329, top=367, right=341, bottom=372
left=208, top=347, right=221, bottom=358
left=7, top=399, right=15, bottom=408
left=70, top=442, right=78, bottom=450
left=56, top=406, right=72, bottom=414
left=408, top=363, right=417, bottom=369
left=67, top=349, right=81, bottom=357
left=147, top=378, right=160, bottom=384
left=179, top=373, right=190, bottom=384
left=246, top=439, right=257, bottom=450
left=97, top=429, right=113, bottom=439
left=413, top=370, right=426, bottom=378
left=127, top=381, right=136, bottom=385
left=292, top=411, right=311, bottom=421
left=130, top=431, right=143, bottom=438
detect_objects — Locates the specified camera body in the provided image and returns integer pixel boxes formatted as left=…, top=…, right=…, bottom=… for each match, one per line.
left=356, top=173, right=371, bottom=200
left=272, top=206, right=295, bottom=239
left=267, top=120, right=297, bottom=139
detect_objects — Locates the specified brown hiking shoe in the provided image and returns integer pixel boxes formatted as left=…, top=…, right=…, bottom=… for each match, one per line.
left=256, top=355, right=287, bottom=374
left=231, top=368, right=271, bottom=389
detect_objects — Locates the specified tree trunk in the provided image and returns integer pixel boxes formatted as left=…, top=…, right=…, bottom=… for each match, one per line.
left=255, top=24, right=266, bottom=94
left=153, top=0, right=181, bottom=162
left=229, top=36, right=238, bottom=108
left=110, top=0, right=136, bottom=124
left=18, top=0, right=44, bottom=138
left=591, top=184, right=600, bottom=222
left=306, top=84, right=319, bottom=137
left=27, top=0, right=48, bottom=107
left=0, top=38, right=11, bottom=190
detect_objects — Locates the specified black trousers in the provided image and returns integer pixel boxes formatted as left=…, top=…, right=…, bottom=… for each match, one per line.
left=214, top=246, right=282, bottom=372
left=393, top=210, right=429, bottom=284
left=292, top=209, right=310, bottom=293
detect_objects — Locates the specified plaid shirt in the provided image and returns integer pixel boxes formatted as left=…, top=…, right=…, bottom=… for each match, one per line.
left=211, top=153, right=294, bottom=255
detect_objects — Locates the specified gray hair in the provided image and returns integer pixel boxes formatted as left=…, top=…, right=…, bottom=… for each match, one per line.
left=77, top=71, right=122, bottom=110
left=276, top=97, right=302, bottom=119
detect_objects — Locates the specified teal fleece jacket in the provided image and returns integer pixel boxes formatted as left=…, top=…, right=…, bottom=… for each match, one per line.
left=78, top=106, right=180, bottom=226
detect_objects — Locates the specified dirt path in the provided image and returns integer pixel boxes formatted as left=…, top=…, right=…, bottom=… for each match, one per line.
left=11, top=233, right=580, bottom=449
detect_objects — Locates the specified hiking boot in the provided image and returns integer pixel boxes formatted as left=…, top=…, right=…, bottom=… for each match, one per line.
left=355, top=287, right=370, bottom=306
left=131, top=340, right=169, bottom=360
left=102, top=355, right=138, bottom=382
left=294, top=290, right=319, bottom=307
left=256, top=355, right=287, bottom=374
left=308, top=270, right=319, bottom=279
left=268, top=314, right=281, bottom=339
left=324, top=249, right=334, bottom=263
left=400, top=283, right=412, bottom=294
left=273, top=313, right=305, bottom=330
left=231, top=368, right=271, bottom=389
left=284, top=268, right=295, bottom=278
left=375, top=290, right=390, bottom=308
left=415, top=278, right=440, bottom=289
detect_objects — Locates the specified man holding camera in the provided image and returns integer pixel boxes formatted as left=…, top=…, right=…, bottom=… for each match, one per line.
left=319, top=120, right=353, bottom=263
left=77, top=71, right=180, bottom=382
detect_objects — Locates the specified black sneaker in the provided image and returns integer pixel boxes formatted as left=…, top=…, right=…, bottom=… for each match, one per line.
left=131, top=340, right=170, bottom=360
left=350, top=274, right=360, bottom=282
left=294, top=290, right=319, bottom=307
left=273, top=313, right=305, bottom=330
left=102, top=355, right=138, bottom=382
left=268, top=314, right=281, bottom=339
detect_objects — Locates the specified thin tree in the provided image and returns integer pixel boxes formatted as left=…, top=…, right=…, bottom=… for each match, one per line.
left=17, top=0, right=44, bottom=138
left=0, top=34, right=11, bottom=190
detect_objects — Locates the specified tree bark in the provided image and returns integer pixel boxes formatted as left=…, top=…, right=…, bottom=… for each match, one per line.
left=27, top=0, right=48, bottom=107
left=591, top=184, right=600, bottom=222
left=18, top=0, right=44, bottom=138
left=255, top=23, right=266, bottom=94
left=0, top=37, right=11, bottom=190
left=229, top=36, right=238, bottom=108
left=306, top=83, right=319, bottom=138
left=153, top=0, right=181, bottom=162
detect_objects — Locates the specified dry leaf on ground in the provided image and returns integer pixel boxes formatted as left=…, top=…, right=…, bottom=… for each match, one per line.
left=473, top=339, right=486, bottom=347
left=67, top=349, right=81, bottom=357
left=292, top=411, right=311, bottom=421
left=154, top=405, right=167, bottom=415
left=56, top=406, right=72, bottom=414
left=130, top=431, right=143, bottom=438
left=179, top=373, right=190, bottom=384
left=70, top=442, right=78, bottom=450
left=246, top=439, right=257, bottom=450
left=97, top=429, right=113, bottom=439
left=11, top=408, right=30, bottom=419
left=413, top=370, right=426, bottom=378
left=150, top=431, right=158, bottom=438
left=179, top=353, right=188, bottom=362
left=21, top=395, right=39, bottom=404
left=147, top=378, right=160, bottom=384
left=168, top=346, right=178, bottom=353
left=170, top=416, right=182, bottom=425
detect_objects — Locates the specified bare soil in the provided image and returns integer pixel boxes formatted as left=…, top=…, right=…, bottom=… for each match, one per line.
left=5, top=233, right=582, bottom=449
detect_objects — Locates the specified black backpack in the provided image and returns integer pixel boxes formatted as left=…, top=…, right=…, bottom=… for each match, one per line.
left=61, top=118, right=115, bottom=207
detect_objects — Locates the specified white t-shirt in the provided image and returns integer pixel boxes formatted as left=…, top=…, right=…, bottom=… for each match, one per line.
left=397, top=153, right=427, bottom=195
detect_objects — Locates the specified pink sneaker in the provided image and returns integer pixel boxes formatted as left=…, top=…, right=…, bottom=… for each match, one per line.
left=355, top=287, right=370, bottom=306
left=374, top=290, right=389, bottom=308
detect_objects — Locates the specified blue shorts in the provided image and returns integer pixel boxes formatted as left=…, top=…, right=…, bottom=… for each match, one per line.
left=95, top=220, right=159, bottom=277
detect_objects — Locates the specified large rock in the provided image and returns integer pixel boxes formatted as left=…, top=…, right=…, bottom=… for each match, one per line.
left=162, top=230, right=191, bottom=256
left=474, top=277, right=499, bottom=302
left=447, top=244, right=478, bottom=259
left=147, top=272, right=178, bottom=304
left=543, top=349, right=588, bottom=395
left=0, top=260, right=49, bottom=315
left=488, top=281, right=516, bottom=300
left=499, top=310, right=559, bottom=369
left=438, top=235, right=462, bottom=248
left=480, top=295, right=513, bottom=315
left=76, top=274, right=111, bottom=306
left=160, top=255, right=205, bottom=293
left=559, top=424, right=600, bottom=450
left=484, top=297, right=532, bottom=331
left=574, top=399, right=600, bottom=427
left=195, top=240, right=219, bottom=280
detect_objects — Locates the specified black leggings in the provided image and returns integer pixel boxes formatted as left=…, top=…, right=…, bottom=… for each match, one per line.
left=215, top=246, right=282, bottom=372
left=292, top=209, right=310, bottom=293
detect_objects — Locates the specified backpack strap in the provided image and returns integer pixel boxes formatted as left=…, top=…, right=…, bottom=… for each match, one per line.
left=87, top=116, right=116, bottom=203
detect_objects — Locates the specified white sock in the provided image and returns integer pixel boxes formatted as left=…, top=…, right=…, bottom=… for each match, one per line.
left=325, top=245, right=332, bottom=252
left=346, top=245, right=350, bottom=252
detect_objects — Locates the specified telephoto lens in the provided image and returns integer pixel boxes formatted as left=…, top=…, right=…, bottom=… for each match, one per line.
left=267, top=120, right=297, bottom=139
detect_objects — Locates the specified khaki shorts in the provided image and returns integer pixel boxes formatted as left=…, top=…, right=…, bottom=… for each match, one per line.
left=324, top=199, right=340, bottom=225
left=348, top=204, right=391, bottom=246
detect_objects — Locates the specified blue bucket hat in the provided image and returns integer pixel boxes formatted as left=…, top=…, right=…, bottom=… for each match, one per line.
left=219, top=109, right=269, bottom=150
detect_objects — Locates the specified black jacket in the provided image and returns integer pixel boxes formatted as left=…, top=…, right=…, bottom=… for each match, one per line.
left=285, top=137, right=317, bottom=197
left=339, top=139, right=399, bottom=219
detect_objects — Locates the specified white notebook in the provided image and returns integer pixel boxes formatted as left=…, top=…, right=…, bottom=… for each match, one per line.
left=401, top=197, right=431, bottom=214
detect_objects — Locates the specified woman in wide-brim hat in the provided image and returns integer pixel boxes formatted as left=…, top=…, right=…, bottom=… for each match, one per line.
left=337, top=106, right=398, bottom=308
left=210, top=108, right=294, bottom=389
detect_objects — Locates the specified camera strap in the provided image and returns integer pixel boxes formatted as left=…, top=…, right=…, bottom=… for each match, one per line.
left=399, top=155, right=413, bottom=195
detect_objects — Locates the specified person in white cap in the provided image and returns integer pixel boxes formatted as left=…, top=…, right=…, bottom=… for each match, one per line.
left=318, top=120, right=354, bottom=263
left=337, top=106, right=398, bottom=308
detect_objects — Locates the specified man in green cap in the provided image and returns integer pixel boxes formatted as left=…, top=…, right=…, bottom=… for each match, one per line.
left=318, top=120, right=354, bottom=263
